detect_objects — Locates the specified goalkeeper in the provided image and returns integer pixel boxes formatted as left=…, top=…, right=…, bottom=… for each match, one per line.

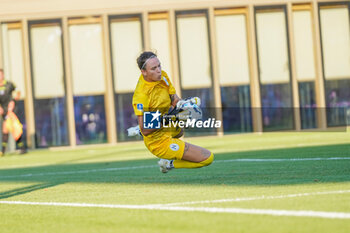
left=132, top=51, right=214, bottom=173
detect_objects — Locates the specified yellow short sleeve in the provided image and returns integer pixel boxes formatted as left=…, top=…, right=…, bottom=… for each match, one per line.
left=132, top=92, right=149, bottom=116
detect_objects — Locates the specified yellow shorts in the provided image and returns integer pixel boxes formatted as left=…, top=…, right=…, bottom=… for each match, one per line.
left=157, top=138, right=185, bottom=160
left=145, top=127, right=185, bottom=160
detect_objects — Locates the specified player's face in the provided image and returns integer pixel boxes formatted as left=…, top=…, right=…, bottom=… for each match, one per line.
left=0, top=71, right=4, bottom=81
left=142, top=57, right=162, bottom=82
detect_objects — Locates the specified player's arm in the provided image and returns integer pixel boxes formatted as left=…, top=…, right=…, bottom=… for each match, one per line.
left=13, top=90, right=20, bottom=101
left=170, top=94, right=181, bottom=108
left=7, top=100, right=15, bottom=112
left=137, top=115, right=159, bottom=136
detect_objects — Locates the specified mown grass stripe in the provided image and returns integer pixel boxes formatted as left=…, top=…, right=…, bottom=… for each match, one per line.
left=1, top=157, right=349, bottom=179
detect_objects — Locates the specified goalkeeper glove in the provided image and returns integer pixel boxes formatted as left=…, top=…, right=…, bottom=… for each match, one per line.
left=176, top=97, right=201, bottom=109
left=162, top=107, right=183, bottom=124
left=163, top=98, right=202, bottom=123
left=127, top=125, right=141, bottom=136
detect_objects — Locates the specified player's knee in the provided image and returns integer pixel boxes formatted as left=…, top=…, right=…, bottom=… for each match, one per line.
left=201, top=152, right=214, bottom=167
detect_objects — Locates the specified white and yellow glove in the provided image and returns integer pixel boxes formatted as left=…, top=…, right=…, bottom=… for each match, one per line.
left=127, top=125, right=141, bottom=137
left=176, top=97, right=201, bottom=109
left=172, top=97, right=202, bottom=121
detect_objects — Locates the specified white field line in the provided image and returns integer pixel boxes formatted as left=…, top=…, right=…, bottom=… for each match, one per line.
left=0, top=165, right=157, bottom=178
left=0, top=157, right=349, bottom=179
left=153, top=190, right=350, bottom=206
left=0, top=200, right=349, bottom=219
left=214, top=157, right=350, bottom=163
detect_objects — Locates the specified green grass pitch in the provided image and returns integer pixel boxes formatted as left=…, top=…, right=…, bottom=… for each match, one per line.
left=0, top=131, right=349, bottom=233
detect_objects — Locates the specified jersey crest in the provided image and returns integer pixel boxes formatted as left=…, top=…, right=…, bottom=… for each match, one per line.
left=137, top=103, right=143, bottom=111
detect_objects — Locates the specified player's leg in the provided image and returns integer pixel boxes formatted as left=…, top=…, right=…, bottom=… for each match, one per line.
left=16, top=135, right=27, bottom=154
left=1, top=121, right=9, bottom=155
left=9, top=112, right=26, bottom=154
left=157, top=139, right=214, bottom=172
left=2, top=111, right=26, bottom=154
left=173, top=142, right=214, bottom=168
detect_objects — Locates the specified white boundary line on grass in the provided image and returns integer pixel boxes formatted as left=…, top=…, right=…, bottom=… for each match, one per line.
left=153, top=190, right=350, bottom=206
left=1, top=157, right=349, bottom=179
left=0, top=165, right=157, bottom=178
left=215, top=157, right=350, bottom=163
left=0, top=200, right=349, bottom=219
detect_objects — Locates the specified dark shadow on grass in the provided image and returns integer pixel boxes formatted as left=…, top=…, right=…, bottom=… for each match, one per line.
left=0, top=143, right=349, bottom=186
left=0, top=182, right=62, bottom=199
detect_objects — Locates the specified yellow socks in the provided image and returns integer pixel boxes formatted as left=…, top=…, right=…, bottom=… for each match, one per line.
left=173, top=152, right=214, bottom=169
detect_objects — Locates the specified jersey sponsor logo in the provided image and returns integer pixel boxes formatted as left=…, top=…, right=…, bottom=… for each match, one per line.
left=162, top=76, right=169, bottom=86
left=170, top=143, right=179, bottom=151
left=143, top=110, right=161, bottom=129
left=137, top=103, right=143, bottom=111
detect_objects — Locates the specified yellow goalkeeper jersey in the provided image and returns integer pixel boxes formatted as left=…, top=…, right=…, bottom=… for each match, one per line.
left=132, top=70, right=179, bottom=156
